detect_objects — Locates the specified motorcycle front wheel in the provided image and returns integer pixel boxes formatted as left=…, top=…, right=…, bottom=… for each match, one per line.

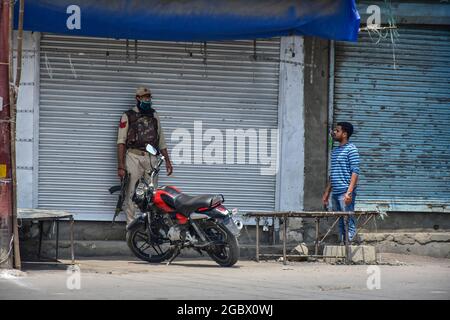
left=202, top=221, right=240, bottom=267
left=126, top=223, right=175, bottom=263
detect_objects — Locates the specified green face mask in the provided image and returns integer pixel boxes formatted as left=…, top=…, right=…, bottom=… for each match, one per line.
left=138, top=99, right=153, bottom=111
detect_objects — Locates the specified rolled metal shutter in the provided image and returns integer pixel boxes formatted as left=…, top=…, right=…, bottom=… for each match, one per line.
left=38, top=34, right=280, bottom=220
left=333, top=27, right=450, bottom=211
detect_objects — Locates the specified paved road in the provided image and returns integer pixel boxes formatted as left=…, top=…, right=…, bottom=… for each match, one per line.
left=1, top=253, right=449, bottom=300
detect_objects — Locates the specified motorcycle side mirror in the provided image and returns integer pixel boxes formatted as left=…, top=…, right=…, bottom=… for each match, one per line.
left=145, top=144, right=158, bottom=156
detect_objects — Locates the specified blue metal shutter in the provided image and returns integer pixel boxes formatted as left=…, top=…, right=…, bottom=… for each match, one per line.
left=333, top=27, right=450, bottom=212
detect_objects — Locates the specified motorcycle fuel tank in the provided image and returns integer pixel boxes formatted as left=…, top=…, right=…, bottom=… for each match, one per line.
left=153, top=186, right=181, bottom=213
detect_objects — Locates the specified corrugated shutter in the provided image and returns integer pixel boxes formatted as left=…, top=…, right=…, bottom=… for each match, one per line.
left=333, top=27, right=450, bottom=211
left=38, top=34, right=280, bottom=220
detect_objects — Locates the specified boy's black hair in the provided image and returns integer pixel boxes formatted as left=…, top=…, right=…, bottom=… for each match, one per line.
left=337, top=122, right=354, bottom=138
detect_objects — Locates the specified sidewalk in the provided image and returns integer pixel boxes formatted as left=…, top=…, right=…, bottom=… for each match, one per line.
left=1, top=253, right=449, bottom=300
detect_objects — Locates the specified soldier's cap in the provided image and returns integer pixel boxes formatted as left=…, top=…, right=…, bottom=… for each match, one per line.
left=136, top=86, right=151, bottom=97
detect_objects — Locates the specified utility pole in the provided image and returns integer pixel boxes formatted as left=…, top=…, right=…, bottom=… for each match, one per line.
left=0, top=0, right=13, bottom=269
left=0, top=0, right=24, bottom=269
left=11, top=0, right=24, bottom=269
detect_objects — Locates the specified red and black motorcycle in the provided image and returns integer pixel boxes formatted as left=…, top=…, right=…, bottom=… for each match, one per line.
left=125, top=144, right=242, bottom=267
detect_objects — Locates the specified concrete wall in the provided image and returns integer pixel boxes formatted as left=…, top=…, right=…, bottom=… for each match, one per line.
left=14, top=31, right=40, bottom=209
left=276, top=35, right=305, bottom=212
left=358, top=232, right=450, bottom=259
left=303, top=37, right=329, bottom=211
left=283, top=36, right=330, bottom=247
left=19, top=220, right=271, bottom=244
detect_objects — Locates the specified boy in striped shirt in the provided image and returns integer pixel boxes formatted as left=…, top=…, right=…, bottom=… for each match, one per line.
left=322, top=122, right=360, bottom=243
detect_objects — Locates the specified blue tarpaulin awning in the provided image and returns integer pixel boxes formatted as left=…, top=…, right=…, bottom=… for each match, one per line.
left=15, top=0, right=360, bottom=41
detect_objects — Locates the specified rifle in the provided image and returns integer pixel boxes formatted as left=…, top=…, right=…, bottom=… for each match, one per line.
left=109, top=171, right=130, bottom=225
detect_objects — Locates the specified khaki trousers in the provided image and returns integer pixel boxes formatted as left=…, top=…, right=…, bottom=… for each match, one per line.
left=123, top=151, right=159, bottom=225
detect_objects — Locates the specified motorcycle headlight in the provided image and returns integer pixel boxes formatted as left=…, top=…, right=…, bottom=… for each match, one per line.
left=135, top=182, right=146, bottom=198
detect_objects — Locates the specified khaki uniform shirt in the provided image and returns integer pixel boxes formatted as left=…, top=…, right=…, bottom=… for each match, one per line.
left=117, top=106, right=168, bottom=150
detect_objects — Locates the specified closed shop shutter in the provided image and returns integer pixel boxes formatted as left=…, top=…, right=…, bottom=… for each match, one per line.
left=38, top=34, right=280, bottom=220
left=333, top=27, right=450, bottom=211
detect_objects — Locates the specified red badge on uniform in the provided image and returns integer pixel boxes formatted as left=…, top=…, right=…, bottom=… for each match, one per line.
left=119, top=120, right=127, bottom=128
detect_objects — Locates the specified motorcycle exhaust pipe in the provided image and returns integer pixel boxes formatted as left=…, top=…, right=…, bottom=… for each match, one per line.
left=231, top=208, right=244, bottom=231
left=232, top=217, right=244, bottom=230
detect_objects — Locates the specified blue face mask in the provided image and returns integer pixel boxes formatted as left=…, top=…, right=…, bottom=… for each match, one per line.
left=138, top=99, right=153, bottom=111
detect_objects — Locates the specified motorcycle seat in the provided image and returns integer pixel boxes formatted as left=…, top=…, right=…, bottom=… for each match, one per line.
left=174, top=193, right=224, bottom=215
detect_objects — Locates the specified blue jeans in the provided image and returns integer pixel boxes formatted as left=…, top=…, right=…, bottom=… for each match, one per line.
left=332, top=192, right=356, bottom=242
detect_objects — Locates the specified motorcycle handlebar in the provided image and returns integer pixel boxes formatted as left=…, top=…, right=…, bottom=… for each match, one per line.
left=146, top=154, right=165, bottom=186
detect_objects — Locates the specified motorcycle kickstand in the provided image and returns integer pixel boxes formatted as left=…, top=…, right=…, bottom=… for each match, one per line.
left=166, top=246, right=181, bottom=266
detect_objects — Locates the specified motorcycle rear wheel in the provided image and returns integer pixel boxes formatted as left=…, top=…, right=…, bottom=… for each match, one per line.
left=202, top=221, right=239, bottom=267
left=126, top=223, right=175, bottom=263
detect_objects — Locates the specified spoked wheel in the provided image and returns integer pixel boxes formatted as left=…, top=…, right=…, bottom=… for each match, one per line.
left=202, top=221, right=239, bottom=267
left=126, top=224, right=174, bottom=263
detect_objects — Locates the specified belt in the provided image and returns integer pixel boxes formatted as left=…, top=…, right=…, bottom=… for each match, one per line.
left=128, top=148, right=147, bottom=156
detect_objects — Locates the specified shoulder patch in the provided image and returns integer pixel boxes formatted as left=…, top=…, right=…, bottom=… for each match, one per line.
left=119, top=119, right=127, bottom=128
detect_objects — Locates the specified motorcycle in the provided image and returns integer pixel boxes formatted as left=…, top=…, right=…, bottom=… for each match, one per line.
left=121, top=144, right=243, bottom=267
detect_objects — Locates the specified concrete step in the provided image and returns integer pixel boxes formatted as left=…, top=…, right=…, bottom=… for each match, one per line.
left=323, top=245, right=377, bottom=264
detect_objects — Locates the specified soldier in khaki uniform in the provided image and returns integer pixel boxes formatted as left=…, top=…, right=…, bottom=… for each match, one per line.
left=117, top=86, right=173, bottom=225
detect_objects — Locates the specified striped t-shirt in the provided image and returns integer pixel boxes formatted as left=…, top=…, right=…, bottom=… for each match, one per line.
left=330, top=142, right=360, bottom=195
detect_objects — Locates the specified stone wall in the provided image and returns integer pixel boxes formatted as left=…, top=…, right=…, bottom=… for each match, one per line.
left=358, top=232, right=450, bottom=259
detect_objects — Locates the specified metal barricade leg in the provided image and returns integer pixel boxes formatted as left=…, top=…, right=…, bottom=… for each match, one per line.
left=56, top=220, right=59, bottom=261
left=315, top=218, right=320, bottom=256
left=38, top=221, right=43, bottom=260
left=283, top=214, right=287, bottom=265
left=345, top=216, right=351, bottom=264
left=255, top=217, right=260, bottom=262
left=70, top=216, right=75, bottom=265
